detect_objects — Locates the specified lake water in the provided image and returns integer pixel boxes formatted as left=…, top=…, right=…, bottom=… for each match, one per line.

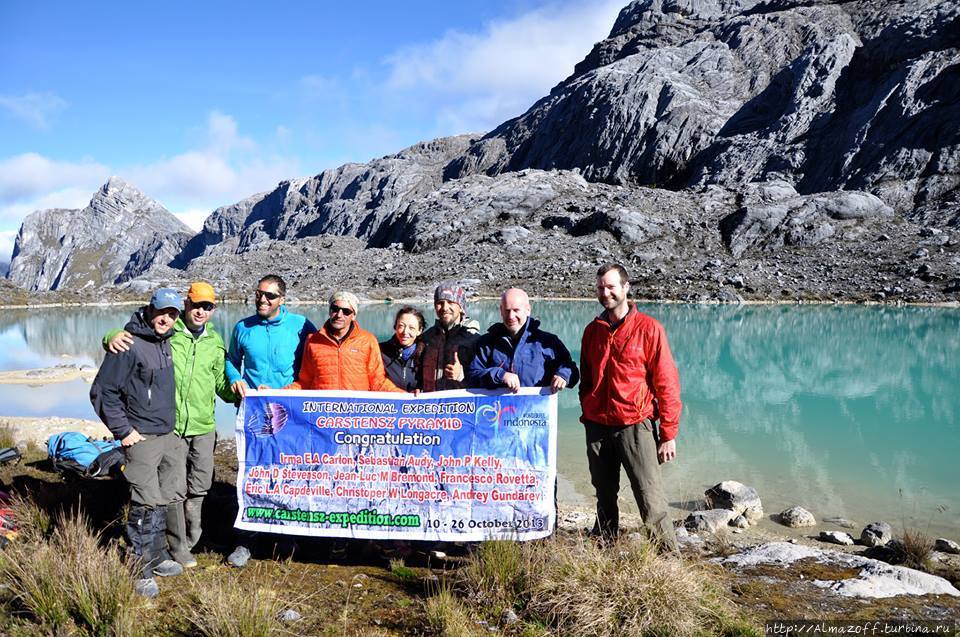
left=1, top=302, right=957, bottom=538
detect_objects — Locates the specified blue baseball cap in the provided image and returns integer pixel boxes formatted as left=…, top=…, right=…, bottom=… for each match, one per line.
left=150, top=287, right=183, bottom=311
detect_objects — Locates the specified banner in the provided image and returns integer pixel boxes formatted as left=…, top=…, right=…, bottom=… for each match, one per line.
left=234, top=387, right=557, bottom=541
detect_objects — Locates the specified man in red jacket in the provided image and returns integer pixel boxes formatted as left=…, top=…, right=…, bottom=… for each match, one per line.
left=579, top=263, right=681, bottom=552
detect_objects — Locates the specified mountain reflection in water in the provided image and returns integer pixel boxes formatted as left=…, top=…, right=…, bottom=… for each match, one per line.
left=0, top=301, right=956, bottom=537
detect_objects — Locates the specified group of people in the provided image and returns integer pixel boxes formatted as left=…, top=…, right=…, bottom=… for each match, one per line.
left=90, top=264, right=682, bottom=597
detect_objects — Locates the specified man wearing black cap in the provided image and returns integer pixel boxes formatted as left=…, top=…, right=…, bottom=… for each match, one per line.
left=417, top=281, right=480, bottom=392
left=90, top=288, right=186, bottom=598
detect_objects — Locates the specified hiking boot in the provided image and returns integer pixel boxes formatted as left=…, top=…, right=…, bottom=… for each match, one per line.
left=134, top=577, right=159, bottom=598
left=174, top=552, right=198, bottom=568
left=153, top=559, right=184, bottom=577
left=227, top=545, right=251, bottom=568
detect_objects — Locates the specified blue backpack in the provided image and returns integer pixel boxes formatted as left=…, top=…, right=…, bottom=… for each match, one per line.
left=47, top=432, right=124, bottom=478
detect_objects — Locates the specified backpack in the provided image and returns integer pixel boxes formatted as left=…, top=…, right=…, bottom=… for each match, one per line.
left=47, top=432, right=125, bottom=478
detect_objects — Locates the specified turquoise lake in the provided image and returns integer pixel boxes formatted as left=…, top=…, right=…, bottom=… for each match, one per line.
left=0, top=301, right=957, bottom=538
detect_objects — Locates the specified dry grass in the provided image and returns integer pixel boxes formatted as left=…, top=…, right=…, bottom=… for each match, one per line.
left=898, top=529, right=934, bottom=571
left=0, top=504, right=140, bottom=636
left=460, top=539, right=529, bottom=611
left=175, top=564, right=289, bottom=637
left=424, top=584, right=485, bottom=637
left=0, top=424, right=16, bottom=450
left=459, top=534, right=756, bottom=637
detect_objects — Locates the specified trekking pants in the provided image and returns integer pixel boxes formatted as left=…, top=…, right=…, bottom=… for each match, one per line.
left=166, top=431, right=216, bottom=502
left=584, top=419, right=678, bottom=552
left=123, top=432, right=178, bottom=508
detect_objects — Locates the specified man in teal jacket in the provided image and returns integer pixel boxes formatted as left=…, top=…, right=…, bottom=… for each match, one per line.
left=225, top=274, right=317, bottom=395
left=223, top=274, right=316, bottom=567
left=107, top=282, right=235, bottom=567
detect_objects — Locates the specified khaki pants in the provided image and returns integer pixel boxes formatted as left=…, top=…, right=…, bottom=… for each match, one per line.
left=584, top=419, right=678, bottom=552
left=123, top=432, right=178, bottom=508
left=167, top=431, right=217, bottom=502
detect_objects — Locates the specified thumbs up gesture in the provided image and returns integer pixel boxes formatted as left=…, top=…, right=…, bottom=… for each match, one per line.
left=444, top=351, right=464, bottom=381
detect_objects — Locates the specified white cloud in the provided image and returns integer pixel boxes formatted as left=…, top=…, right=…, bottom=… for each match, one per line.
left=0, top=92, right=68, bottom=130
left=0, top=230, right=18, bottom=263
left=383, top=0, right=623, bottom=133
left=0, top=154, right=109, bottom=202
left=173, top=208, right=211, bottom=232
left=0, top=112, right=303, bottom=237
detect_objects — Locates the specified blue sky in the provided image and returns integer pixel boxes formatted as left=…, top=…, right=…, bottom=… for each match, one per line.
left=0, top=0, right=624, bottom=259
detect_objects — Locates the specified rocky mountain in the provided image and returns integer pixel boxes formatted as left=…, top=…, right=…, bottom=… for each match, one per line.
left=173, top=136, right=474, bottom=263
left=7, top=177, right=194, bottom=291
left=7, top=0, right=959, bottom=303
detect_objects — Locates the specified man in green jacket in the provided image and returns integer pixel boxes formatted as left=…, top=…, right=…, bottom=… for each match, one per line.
left=107, top=281, right=235, bottom=567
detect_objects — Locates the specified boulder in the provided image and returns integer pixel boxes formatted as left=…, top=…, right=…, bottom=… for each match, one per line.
left=731, top=515, right=750, bottom=529
left=685, top=509, right=736, bottom=534
left=860, top=521, right=894, bottom=547
left=934, top=538, right=960, bottom=555
left=779, top=506, right=817, bottom=528
left=819, top=531, right=855, bottom=546
left=703, top=481, right=763, bottom=522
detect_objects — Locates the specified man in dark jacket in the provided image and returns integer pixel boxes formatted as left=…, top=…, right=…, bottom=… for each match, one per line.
left=417, top=281, right=480, bottom=392
left=467, top=288, right=579, bottom=392
left=90, top=288, right=185, bottom=598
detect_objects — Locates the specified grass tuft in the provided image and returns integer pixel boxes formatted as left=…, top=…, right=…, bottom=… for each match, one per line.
left=0, top=506, right=139, bottom=636
left=389, top=558, right=418, bottom=583
left=424, top=583, right=483, bottom=637
left=175, top=565, right=287, bottom=637
left=0, top=424, right=16, bottom=450
left=898, top=528, right=934, bottom=571
left=459, top=533, right=754, bottom=636
left=460, top=539, right=528, bottom=611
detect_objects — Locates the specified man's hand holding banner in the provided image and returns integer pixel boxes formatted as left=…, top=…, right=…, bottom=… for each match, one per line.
left=235, top=388, right=557, bottom=541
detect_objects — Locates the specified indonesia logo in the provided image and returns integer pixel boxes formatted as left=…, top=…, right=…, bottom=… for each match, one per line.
left=477, top=400, right=517, bottom=433
left=251, top=402, right=289, bottom=437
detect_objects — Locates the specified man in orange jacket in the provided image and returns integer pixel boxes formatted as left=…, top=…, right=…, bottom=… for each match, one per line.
left=579, top=263, right=681, bottom=552
left=287, top=291, right=402, bottom=393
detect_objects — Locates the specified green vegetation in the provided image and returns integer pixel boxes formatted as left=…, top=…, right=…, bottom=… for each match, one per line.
left=0, top=504, right=140, bottom=637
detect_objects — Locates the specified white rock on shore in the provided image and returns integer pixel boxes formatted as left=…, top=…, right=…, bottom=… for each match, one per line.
left=0, top=416, right=110, bottom=447
left=780, top=506, right=817, bottom=528
left=721, top=542, right=960, bottom=599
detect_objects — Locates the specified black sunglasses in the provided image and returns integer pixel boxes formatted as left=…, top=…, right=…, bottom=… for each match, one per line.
left=193, top=302, right=216, bottom=312
left=329, top=305, right=355, bottom=316
left=255, top=290, right=281, bottom=301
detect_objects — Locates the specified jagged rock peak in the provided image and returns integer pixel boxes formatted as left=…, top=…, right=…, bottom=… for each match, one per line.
left=7, top=178, right=194, bottom=291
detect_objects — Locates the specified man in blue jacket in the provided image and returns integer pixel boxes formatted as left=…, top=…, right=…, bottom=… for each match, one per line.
left=225, top=274, right=316, bottom=567
left=225, top=274, right=317, bottom=396
left=467, top=287, right=579, bottom=392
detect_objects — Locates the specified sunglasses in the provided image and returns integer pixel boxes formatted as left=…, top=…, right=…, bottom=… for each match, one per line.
left=193, top=302, right=216, bottom=312
left=329, top=305, right=355, bottom=316
left=255, top=290, right=281, bottom=301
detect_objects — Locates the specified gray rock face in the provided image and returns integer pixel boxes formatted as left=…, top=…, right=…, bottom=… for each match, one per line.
left=704, top=480, right=764, bottom=522
left=861, top=521, right=894, bottom=547
left=446, top=0, right=960, bottom=217
left=685, top=508, right=736, bottom=533
left=719, top=190, right=893, bottom=258
left=174, top=136, right=474, bottom=262
left=780, top=506, right=817, bottom=528
left=819, top=531, right=855, bottom=546
left=7, top=177, right=194, bottom=291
